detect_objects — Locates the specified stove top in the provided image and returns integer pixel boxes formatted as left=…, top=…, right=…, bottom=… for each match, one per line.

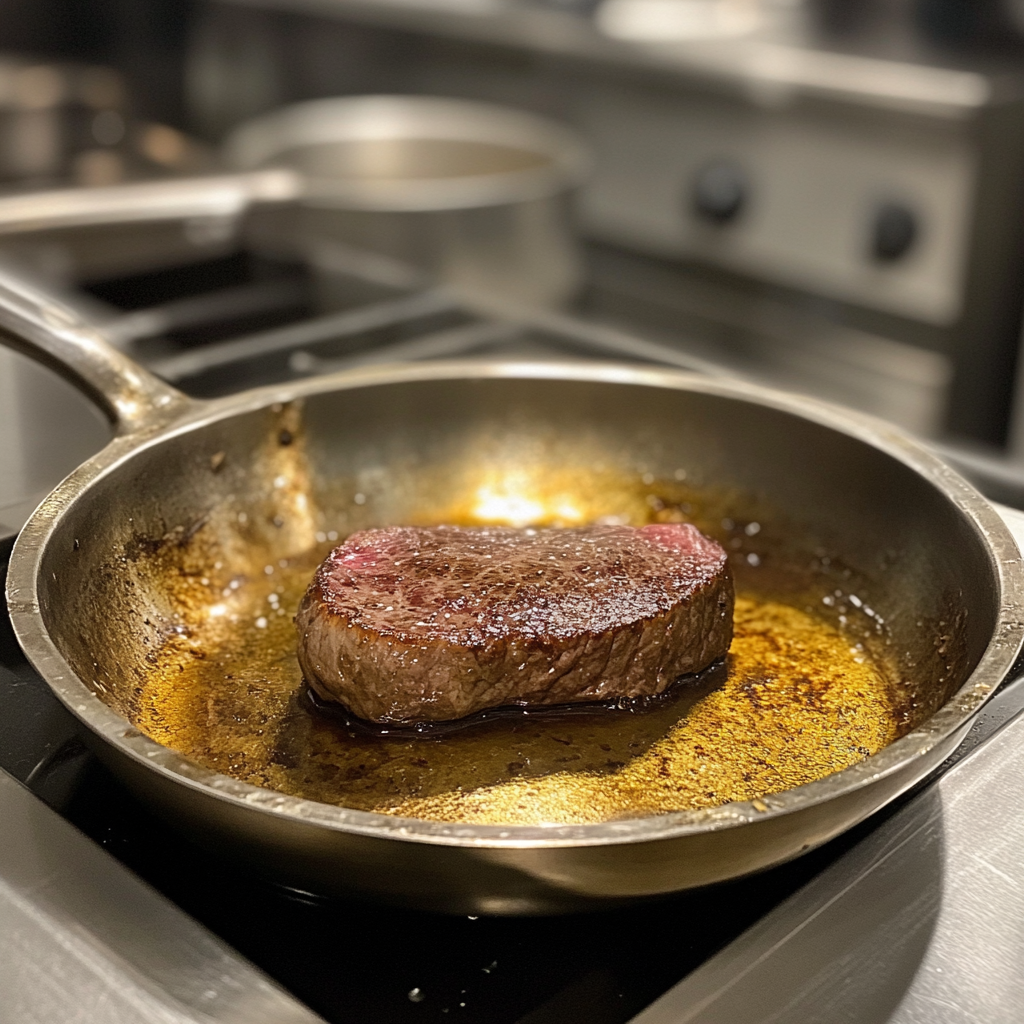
left=4, top=238, right=1024, bottom=1022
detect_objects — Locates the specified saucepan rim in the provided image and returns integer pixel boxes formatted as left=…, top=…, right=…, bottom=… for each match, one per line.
left=224, top=94, right=591, bottom=212
left=8, top=360, right=1024, bottom=849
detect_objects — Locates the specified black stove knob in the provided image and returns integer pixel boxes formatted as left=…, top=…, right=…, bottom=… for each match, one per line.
left=692, top=161, right=747, bottom=224
left=871, top=202, right=918, bottom=261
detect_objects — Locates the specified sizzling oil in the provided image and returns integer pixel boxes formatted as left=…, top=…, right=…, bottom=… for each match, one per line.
left=134, top=550, right=899, bottom=827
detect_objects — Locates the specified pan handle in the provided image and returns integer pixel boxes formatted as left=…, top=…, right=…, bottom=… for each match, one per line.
left=0, top=260, right=192, bottom=435
left=0, top=169, right=299, bottom=235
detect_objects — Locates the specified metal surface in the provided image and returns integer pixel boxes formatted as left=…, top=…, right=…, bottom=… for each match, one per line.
left=0, top=170, right=299, bottom=284
left=630, top=508, right=1024, bottom=1023
left=0, top=171, right=299, bottom=235
left=225, top=95, right=588, bottom=209
left=226, top=95, right=588, bottom=307
left=2, top=255, right=1024, bottom=913
left=212, top=0, right=1001, bottom=117
left=0, top=768, right=324, bottom=1024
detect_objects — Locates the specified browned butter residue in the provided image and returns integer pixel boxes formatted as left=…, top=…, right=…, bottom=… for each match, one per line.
left=134, top=554, right=898, bottom=826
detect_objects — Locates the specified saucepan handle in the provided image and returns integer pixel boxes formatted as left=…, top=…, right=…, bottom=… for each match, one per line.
left=0, top=170, right=300, bottom=435
left=0, top=170, right=299, bottom=235
left=0, top=259, right=192, bottom=436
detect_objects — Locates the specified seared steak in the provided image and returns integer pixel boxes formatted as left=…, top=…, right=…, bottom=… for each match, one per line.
left=296, top=523, right=733, bottom=724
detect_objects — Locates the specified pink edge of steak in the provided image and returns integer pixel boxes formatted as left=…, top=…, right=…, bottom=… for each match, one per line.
left=295, top=523, right=734, bottom=724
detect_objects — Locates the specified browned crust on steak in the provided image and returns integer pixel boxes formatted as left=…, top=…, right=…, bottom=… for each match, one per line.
left=295, top=524, right=733, bottom=724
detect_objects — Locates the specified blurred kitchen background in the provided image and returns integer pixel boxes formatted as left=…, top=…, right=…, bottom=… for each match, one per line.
left=7, top=0, right=1024, bottom=519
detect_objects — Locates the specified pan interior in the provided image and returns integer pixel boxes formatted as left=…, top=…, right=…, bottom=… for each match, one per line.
left=36, top=374, right=995, bottom=827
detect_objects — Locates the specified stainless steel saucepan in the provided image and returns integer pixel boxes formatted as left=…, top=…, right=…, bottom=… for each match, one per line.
left=225, top=95, right=589, bottom=308
left=3, top=265, right=1023, bottom=915
left=0, top=95, right=587, bottom=306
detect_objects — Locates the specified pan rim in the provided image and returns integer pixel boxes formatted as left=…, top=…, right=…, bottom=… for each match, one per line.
left=8, top=359, right=1024, bottom=849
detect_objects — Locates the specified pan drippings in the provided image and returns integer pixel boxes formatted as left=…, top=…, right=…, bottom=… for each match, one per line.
left=134, top=537, right=900, bottom=827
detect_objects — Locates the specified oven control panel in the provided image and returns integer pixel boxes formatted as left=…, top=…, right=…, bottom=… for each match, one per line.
left=574, top=84, right=974, bottom=325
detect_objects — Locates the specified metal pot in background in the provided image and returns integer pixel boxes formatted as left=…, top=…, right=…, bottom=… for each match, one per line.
left=224, top=95, right=590, bottom=308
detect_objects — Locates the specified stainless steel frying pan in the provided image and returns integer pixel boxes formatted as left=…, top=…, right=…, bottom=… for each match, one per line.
left=4, top=265, right=1023, bottom=915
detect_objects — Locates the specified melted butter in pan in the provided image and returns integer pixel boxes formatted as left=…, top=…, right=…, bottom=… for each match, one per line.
left=135, top=553, right=898, bottom=827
